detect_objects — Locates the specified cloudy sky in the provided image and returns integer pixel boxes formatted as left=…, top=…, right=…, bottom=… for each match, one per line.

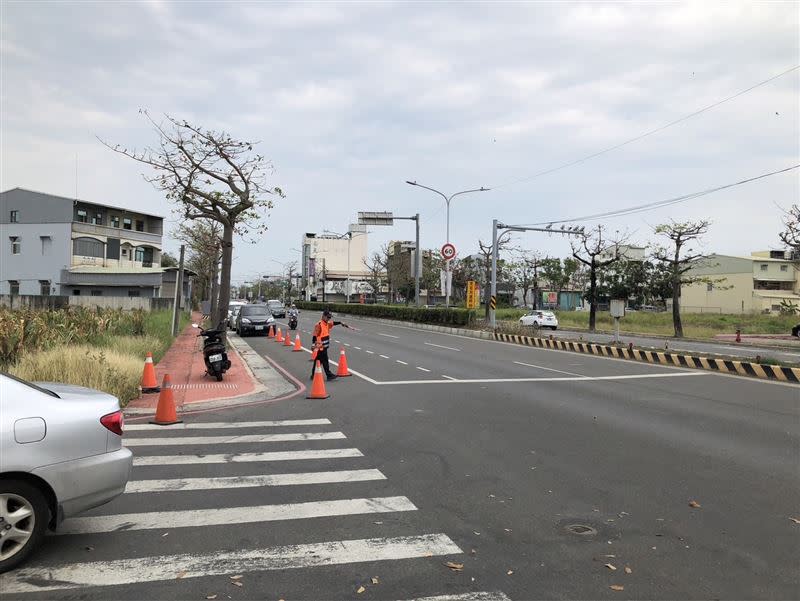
left=2, top=1, right=798, bottom=284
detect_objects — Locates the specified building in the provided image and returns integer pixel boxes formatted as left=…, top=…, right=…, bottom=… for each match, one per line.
left=679, top=251, right=800, bottom=314
left=1, top=188, right=188, bottom=302
left=301, top=230, right=370, bottom=301
left=598, top=244, right=647, bottom=263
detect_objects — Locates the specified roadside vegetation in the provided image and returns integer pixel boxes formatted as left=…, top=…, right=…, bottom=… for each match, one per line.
left=1, top=307, right=187, bottom=405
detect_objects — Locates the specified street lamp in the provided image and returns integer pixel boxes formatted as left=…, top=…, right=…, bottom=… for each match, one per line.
left=406, top=180, right=490, bottom=307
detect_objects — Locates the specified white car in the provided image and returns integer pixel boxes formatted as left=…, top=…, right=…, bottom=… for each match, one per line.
left=519, top=310, right=559, bottom=330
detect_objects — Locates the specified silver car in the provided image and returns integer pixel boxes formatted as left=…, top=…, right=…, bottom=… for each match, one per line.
left=0, top=373, right=133, bottom=573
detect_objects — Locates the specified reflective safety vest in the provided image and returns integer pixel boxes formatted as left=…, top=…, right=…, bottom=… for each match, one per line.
left=315, top=320, right=331, bottom=350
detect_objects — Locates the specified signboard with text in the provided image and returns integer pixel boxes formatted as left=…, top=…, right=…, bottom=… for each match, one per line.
left=466, top=280, right=479, bottom=309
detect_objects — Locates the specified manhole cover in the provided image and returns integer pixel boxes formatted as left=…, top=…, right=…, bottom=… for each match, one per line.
left=565, top=524, right=597, bottom=536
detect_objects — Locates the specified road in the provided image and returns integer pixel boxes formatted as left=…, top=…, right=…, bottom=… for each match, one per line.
left=4, top=312, right=799, bottom=600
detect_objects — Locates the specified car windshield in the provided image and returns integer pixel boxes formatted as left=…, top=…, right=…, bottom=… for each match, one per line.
left=241, top=306, right=270, bottom=316
left=268, top=301, right=283, bottom=308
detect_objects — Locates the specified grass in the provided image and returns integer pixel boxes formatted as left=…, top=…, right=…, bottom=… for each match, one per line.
left=493, top=308, right=798, bottom=339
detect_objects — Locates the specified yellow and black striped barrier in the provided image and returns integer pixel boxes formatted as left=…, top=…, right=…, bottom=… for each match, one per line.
left=490, top=296, right=497, bottom=310
left=493, top=332, right=800, bottom=383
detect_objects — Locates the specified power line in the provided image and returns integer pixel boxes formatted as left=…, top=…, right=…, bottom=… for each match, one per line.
left=512, top=164, right=800, bottom=227
left=492, top=64, right=800, bottom=190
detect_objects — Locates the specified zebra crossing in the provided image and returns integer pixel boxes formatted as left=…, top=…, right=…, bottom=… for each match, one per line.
left=1, top=418, right=510, bottom=600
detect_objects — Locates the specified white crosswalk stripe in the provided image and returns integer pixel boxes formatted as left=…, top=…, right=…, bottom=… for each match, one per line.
left=132, top=447, right=364, bottom=466
left=124, top=431, right=346, bottom=446
left=126, top=418, right=332, bottom=430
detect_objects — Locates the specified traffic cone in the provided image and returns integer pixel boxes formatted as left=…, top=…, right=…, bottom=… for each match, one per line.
left=306, top=361, right=330, bottom=399
left=149, top=374, right=182, bottom=425
left=268, top=324, right=275, bottom=338
left=283, top=330, right=293, bottom=346
left=336, top=347, right=351, bottom=377
left=141, top=352, right=160, bottom=393
left=309, top=347, right=318, bottom=362
left=292, top=334, right=303, bottom=352
left=275, top=327, right=284, bottom=343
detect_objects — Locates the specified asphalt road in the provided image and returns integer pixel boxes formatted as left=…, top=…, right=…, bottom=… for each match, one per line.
left=4, top=313, right=799, bottom=600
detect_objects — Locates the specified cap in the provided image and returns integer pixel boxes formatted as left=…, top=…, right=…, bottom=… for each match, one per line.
left=322, top=309, right=332, bottom=317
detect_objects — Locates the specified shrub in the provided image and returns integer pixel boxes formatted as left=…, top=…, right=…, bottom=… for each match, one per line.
left=296, top=301, right=476, bottom=326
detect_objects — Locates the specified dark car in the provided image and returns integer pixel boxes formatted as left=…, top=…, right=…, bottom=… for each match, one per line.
left=792, top=324, right=800, bottom=337
left=236, top=304, right=276, bottom=336
left=267, top=300, right=286, bottom=318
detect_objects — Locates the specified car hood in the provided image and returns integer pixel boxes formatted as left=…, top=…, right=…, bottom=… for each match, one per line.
left=35, top=382, right=120, bottom=404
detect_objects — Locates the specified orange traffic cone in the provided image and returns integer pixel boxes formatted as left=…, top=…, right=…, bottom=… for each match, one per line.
left=283, top=330, right=293, bottom=346
left=336, top=347, right=351, bottom=377
left=141, top=352, right=160, bottom=393
left=268, top=324, right=275, bottom=338
left=309, top=347, right=318, bottom=362
left=307, top=361, right=330, bottom=399
left=292, top=334, right=303, bottom=352
left=275, top=327, right=284, bottom=343
left=149, top=374, right=182, bottom=425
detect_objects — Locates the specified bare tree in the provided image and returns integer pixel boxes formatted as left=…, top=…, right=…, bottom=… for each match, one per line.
left=478, top=233, right=515, bottom=319
left=284, top=261, right=299, bottom=303
left=511, top=250, right=543, bottom=309
left=102, top=112, right=284, bottom=331
left=174, top=219, right=222, bottom=313
left=571, top=225, right=624, bottom=331
left=779, top=204, right=800, bottom=254
left=362, top=248, right=387, bottom=302
left=651, top=220, right=712, bottom=338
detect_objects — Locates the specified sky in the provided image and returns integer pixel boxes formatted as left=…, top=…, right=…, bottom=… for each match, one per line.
left=2, top=1, right=799, bottom=286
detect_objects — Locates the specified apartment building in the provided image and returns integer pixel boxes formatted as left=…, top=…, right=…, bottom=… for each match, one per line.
left=1, top=188, right=167, bottom=297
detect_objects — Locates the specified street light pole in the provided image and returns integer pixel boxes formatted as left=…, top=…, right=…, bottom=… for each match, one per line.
left=406, top=181, right=489, bottom=308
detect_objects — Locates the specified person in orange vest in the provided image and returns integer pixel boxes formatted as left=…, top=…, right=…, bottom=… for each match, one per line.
left=311, top=309, right=350, bottom=380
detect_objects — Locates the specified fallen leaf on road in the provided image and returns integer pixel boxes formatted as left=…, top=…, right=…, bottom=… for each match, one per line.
left=176, top=571, right=187, bottom=579
left=206, top=596, right=217, bottom=600
left=507, top=570, right=514, bottom=575
left=444, top=562, right=464, bottom=571
left=229, top=575, right=243, bottom=580
left=231, top=582, right=243, bottom=588
left=371, top=577, right=379, bottom=585
left=470, top=549, right=477, bottom=555
left=373, top=521, right=383, bottom=525
left=688, top=500, right=701, bottom=508
left=789, top=517, right=800, bottom=524
left=84, top=546, right=94, bottom=552
left=605, top=563, right=617, bottom=571
left=162, top=532, right=169, bottom=537
left=504, top=528, right=512, bottom=532
left=592, top=508, right=600, bottom=512
left=656, top=517, right=665, bottom=521
left=610, top=585, right=624, bottom=591
left=488, top=494, right=496, bottom=498
left=473, top=531, right=481, bottom=535
left=356, top=585, right=366, bottom=594
left=624, top=566, right=633, bottom=574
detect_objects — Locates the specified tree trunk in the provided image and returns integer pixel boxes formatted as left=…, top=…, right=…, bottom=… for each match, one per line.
left=216, top=224, right=234, bottom=335
left=672, top=278, right=683, bottom=338
left=588, top=263, right=597, bottom=331
left=209, top=257, right=219, bottom=324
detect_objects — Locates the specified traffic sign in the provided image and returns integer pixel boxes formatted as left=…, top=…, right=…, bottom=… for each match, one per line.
left=466, top=280, right=479, bottom=309
left=441, top=243, right=457, bottom=260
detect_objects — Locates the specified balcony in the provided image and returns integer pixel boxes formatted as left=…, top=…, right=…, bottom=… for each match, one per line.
left=72, top=222, right=161, bottom=246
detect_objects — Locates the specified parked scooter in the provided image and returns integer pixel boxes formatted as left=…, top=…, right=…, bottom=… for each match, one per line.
left=193, top=324, right=231, bottom=381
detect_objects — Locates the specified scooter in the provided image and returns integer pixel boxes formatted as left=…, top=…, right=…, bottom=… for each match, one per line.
left=193, top=324, right=231, bottom=381
left=288, top=313, right=298, bottom=330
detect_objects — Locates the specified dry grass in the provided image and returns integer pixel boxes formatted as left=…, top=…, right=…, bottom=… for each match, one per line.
left=10, top=345, right=142, bottom=406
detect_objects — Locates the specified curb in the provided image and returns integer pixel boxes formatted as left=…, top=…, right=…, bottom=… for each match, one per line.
left=333, top=313, right=800, bottom=384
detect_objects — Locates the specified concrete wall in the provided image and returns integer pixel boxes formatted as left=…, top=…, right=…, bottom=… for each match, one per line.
left=0, top=188, right=74, bottom=223
left=0, top=222, right=72, bottom=295
left=0, top=294, right=173, bottom=311
left=681, top=272, right=755, bottom=314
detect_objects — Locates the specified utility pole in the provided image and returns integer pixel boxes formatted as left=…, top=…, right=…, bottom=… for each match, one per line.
left=171, top=244, right=185, bottom=336
left=322, top=258, right=327, bottom=303
left=414, top=213, right=421, bottom=307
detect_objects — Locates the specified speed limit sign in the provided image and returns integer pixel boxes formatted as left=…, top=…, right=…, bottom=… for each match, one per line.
left=441, top=243, right=457, bottom=260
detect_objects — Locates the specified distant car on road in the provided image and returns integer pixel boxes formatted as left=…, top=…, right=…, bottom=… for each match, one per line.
left=267, top=300, right=286, bottom=318
left=0, top=373, right=132, bottom=573
left=792, top=323, right=800, bottom=337
left=236, top=304, right=276, bottom=336
left=228, top=305, right=243, bottom=330
left=520, top=310, right=559, bottom=330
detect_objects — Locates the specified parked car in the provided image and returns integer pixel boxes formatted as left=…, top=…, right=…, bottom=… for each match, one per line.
left=0, top=373, right=132, bottom=572
left=519, top=310, right=559, bottom=330
left=228, top=305, right=243, bottom=330
left=236, top=304, right=276, bottom=336
left=267, top=299, right=286, bottom=318
left=792, top=323, right=800, bottom=337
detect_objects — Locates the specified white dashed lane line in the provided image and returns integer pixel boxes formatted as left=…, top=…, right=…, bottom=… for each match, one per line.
left=355, top=347, right=362, bottom=350
left=442, top=375, right=457, bottom=381
left=379, top=355, right=390, bottom=359
left=365, top=350, right=375, bottom=355
left=345, top=343, right=351, bottom=347
left=424, top=342, right=461, bottom=352
left=378, top=333, right=400, bottom=338
left=416, top=367, right=431, bottom=373
left=396, top=360, right=408, bottom=365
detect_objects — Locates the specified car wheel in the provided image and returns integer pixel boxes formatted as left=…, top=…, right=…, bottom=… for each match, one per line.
left=0, top=480, right=49, bottom=574
left=551, top=326, right=558, bottom=330
left=215, top=372, right=223, bottom=382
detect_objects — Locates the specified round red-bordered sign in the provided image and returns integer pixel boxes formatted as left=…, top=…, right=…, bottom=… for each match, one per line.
left=441, top=243, right=457, bottom=260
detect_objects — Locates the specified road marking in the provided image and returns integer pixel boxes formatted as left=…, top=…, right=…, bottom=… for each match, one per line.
left=441, top=375, right=458, bottom=381
left=0, top=534, right=461, bottom=594
left=126, top=419, right=332, bottom=431
left=380, top=354, right=390, bottom=359
left=365, top=350, right=375, bottom=354
left=345, top=343, right=351, bottom=347
left=401, top=594, right=512, bottom=601
left=513, top=360, right=584, bottom=377
left=355, top=346, right=362, bottom=350
left=133, top=448, right=364, bottom=466
left=378, top=332, right=400, bottom=338
left=416, top=366, right=431, bottom=372
left=424, top=342, right=461, bottom=352
left=300, top=346, right=382, bottom=385
left=57, top=496, right=418, bottom=535
left=125, top=469, right=386, bottom=493
left=397, top=360, right=409, bottom=365
left=124, top=432, right=346, bottom=447
left=372, top=371, right=710, bottom=385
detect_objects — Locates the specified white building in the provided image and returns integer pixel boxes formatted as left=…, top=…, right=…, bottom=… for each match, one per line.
left=301, top=230, right=370, bottom=301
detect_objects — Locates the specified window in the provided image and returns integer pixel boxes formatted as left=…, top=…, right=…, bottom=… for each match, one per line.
left=10, top=210, right=18, bottom=223
left=135, top=220, right=144, bottom=232
left=39, top=280, right=51, bottom=296
left=91, top=212, right=103, bottom=225
left=72, top=237, right=104, bottom=258
left=76, top=209, right=88, bottom=223
left=707, top=283, right=713, bottom=292
left=40, top=235, right=52, bottom=256
left=760, top=264, right=768, bottom=271
left=90, top=290, right=102, bottom=296
left=111, top=216, right=120, bottom=228
left=9, top=280, right=19, bottom=296
left=10, top=236, right=20, bottom=255
left=72, top=289, right=81, bottom=296
left=135, top=247, right=145, bottom=262
left=780, top=264, right=788, bottom=272
left=123, top=218, right=132, bottom=230
left=128, top=290, right=140, bottom=297
left=121, top=247, right=129, bottom=258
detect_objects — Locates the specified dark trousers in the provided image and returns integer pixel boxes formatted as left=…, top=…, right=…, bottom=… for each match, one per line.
left=311, top=347, right=333, bottom=378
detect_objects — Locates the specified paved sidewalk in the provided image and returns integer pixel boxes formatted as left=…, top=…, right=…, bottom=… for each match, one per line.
left=126, top=312, right=257, bottom=412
